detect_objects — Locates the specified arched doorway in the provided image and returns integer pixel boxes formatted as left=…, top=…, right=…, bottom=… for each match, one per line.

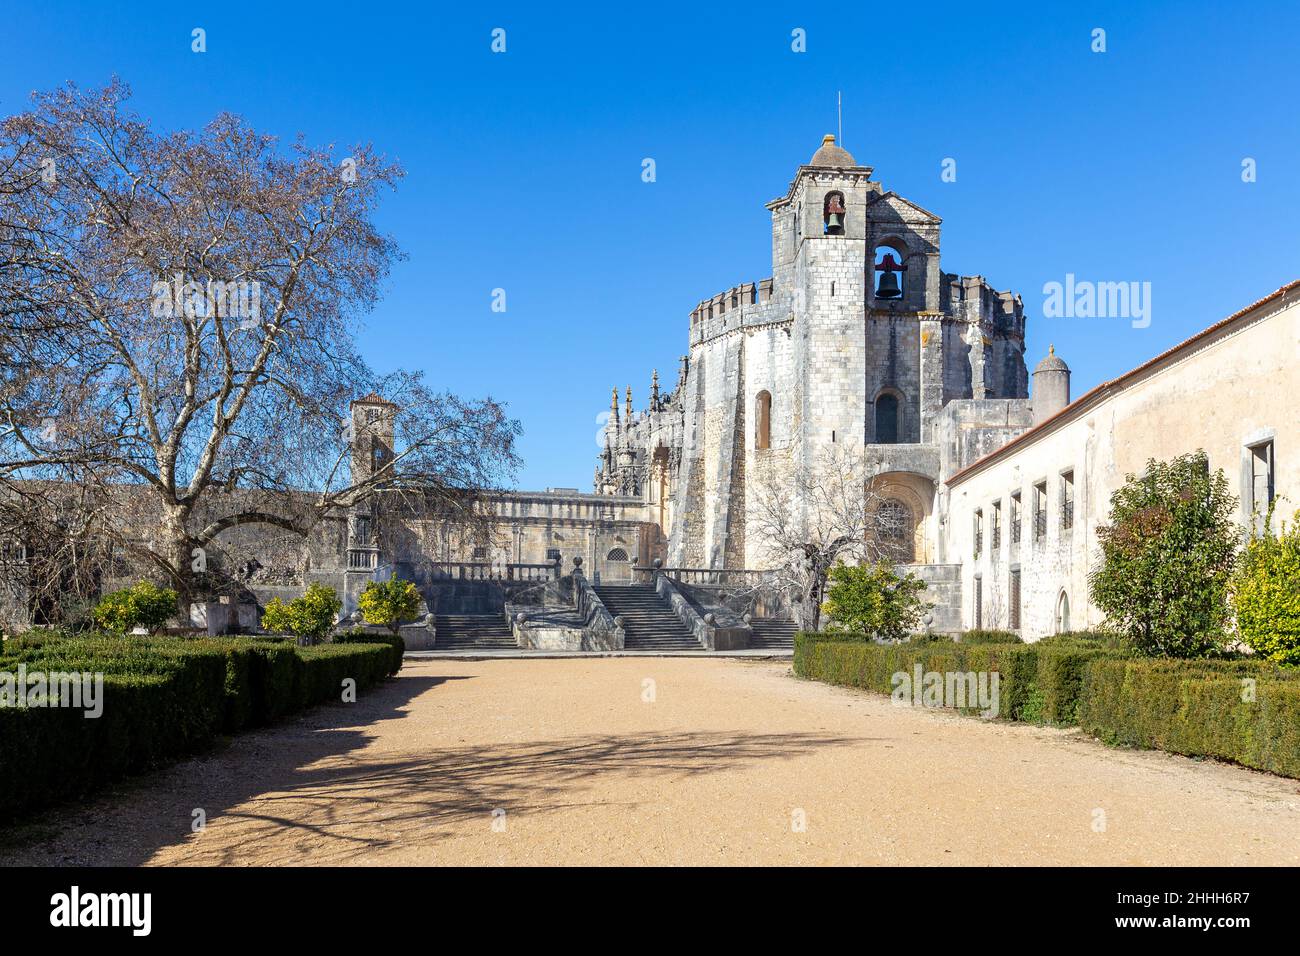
left=1055, top=590, right=1071, bottom=634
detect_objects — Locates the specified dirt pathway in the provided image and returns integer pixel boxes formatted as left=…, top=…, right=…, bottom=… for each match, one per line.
left=4, top=658, right=1298, bottom=865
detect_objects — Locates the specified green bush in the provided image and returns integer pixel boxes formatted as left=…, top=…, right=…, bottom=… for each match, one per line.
left=333, top=630, right=405, bottom=676
left=356, top=578, right=421, bottom=636
left=794, top=631, right=1300, bottom=778
left=821, top=561, right=927, bottom=640
left=0, top=632, right=397, bottom=820
left=1231, top=510, right=1300, bottom=666
left=794, top=632, right=1040, bottom=720
left=261, top=583, right=342, bottom=644
left=957, top=629, right=1022, bottom=645
left=1077, top=658, right=1300, bottom=778
left=91, top=582, right=178, bottom=635
left=1089, top=451, right=1238, bottom=657
left=296, top=644, right=391, bottom=708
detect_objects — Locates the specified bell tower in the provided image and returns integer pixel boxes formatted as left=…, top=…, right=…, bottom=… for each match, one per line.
left=766, top=134, right=878, bottom=458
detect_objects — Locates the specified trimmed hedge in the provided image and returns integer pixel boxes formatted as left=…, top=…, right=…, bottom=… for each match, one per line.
left=1077, top=658, right=1300, bottom=778
left=0, top=633, right=400, bottom=820
left=331, top=631, right=405, bottom=676
left=794, top=631, right=1300, bottom=779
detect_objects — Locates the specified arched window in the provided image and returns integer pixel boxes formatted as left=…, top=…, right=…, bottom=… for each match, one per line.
left=823, top=192, right=846, bottom=236
left=606, top=547, right=629, bottom=562
left=877, top=499, right=914, bottom=563
left=1055, top=591, right=1071, bottom=634
left=755, top=390, right=772, bottom=450
left=875, top=393, right=900, bottom=444
left=873, top=244, right=906, bottom=300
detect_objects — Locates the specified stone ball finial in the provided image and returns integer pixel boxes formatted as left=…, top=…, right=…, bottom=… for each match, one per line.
left=703, top=613, right=715, bottom=625
left=515, top=612, right=527, bottom=625
left=613, top=615, right=625, bottom=628
left=652, top=557, right=662, bottom=569
left=742, top=612, right=753, bottom=624
left=573, top=556, right=583, bottom=569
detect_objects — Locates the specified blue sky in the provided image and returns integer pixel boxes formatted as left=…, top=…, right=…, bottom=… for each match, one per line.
left=3, top=1, right=1297, bottom=489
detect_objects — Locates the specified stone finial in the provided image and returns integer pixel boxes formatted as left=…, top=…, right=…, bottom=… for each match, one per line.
left=610, top=387, right=619, bottom=423
left=650, top=369, right=660, bottom=407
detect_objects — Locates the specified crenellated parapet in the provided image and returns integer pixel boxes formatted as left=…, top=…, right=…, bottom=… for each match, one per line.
left=941, top=274, right=1026, bottom=340
left=688, top=278, right=787, bottom=347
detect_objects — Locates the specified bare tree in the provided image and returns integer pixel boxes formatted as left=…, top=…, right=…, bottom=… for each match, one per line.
left=0, top=80, right=520, bottom=617
left=748, top=443, right=895, bottom=631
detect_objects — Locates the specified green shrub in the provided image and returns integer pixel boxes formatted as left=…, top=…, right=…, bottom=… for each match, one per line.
left=905, top=632, right=955, bottom=645
left=794, top=633, right=1038, bottom=720
left=333, top=630, right=405, bottom=676
left=957, top=629, right=1022, bottom=645
left=0, top=632, right=397, bottom=820
left=261, top=583, right=342, bottom=644
left=821, top=561, right=927, bottom=640
left=1078, top=658, right=1300, bottom=778
left=91, top=582, right=178, bottom=635
left=1089, top=451, right=1238, bottom=657
left=357, top=578, right=421, bottom=636
left=1231, top=509, right=1300, bottom=666
left=794, top=631, right=1300, bottom=778
left=296, top=644, right=391, bottom=708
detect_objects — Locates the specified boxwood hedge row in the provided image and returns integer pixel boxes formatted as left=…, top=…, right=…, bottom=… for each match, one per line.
left=0, top=634, right=400, bottom=819
left=793, top=631, right=1300, bottom=778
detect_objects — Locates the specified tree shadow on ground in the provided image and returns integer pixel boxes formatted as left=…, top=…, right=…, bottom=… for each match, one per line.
left=0, top=672, right=862, bottom=866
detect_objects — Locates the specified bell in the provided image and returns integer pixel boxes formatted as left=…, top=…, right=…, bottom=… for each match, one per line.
left=826, top=211, right=844, bottom=233
left=876, top=271, right=902, bottom=299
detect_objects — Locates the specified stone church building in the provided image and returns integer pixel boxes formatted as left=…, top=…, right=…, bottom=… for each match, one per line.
left=589, top=135, right=1298, bottom=640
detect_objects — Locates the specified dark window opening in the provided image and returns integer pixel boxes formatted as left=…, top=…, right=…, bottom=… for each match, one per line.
left=875, top=393, right=900, bottom=444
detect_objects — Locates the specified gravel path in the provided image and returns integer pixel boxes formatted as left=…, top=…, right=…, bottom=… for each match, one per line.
left=4, top=658, right=1298, bottom=866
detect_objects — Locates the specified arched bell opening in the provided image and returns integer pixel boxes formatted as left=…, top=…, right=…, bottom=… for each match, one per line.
left=823, top=191, right=846, bottom=236
left=873, top=241, right=907, bottom=301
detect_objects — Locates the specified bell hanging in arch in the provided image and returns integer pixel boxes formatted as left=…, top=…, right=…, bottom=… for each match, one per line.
left=876, top=271, right=902, bottom=299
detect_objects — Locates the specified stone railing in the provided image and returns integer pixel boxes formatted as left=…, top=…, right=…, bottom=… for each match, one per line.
left=654, top=574, right=750, bottom=650
left=633, top=565, right=775, bottom=588
left=430, top=561, right=560, bottom=582
left=573, top=563, right=623, bottom=650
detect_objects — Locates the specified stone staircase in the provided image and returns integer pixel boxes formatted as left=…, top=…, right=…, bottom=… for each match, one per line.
left=592, top=584, right=702, bottom=651
left=747, top=618, right=797, bottom=651
left=433, top=614, right=517, bottom=650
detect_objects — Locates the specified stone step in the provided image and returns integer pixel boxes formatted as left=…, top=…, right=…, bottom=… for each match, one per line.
left=593, top=585, right=701, bottom=650
left=434, top=614, right=516, bottom=649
